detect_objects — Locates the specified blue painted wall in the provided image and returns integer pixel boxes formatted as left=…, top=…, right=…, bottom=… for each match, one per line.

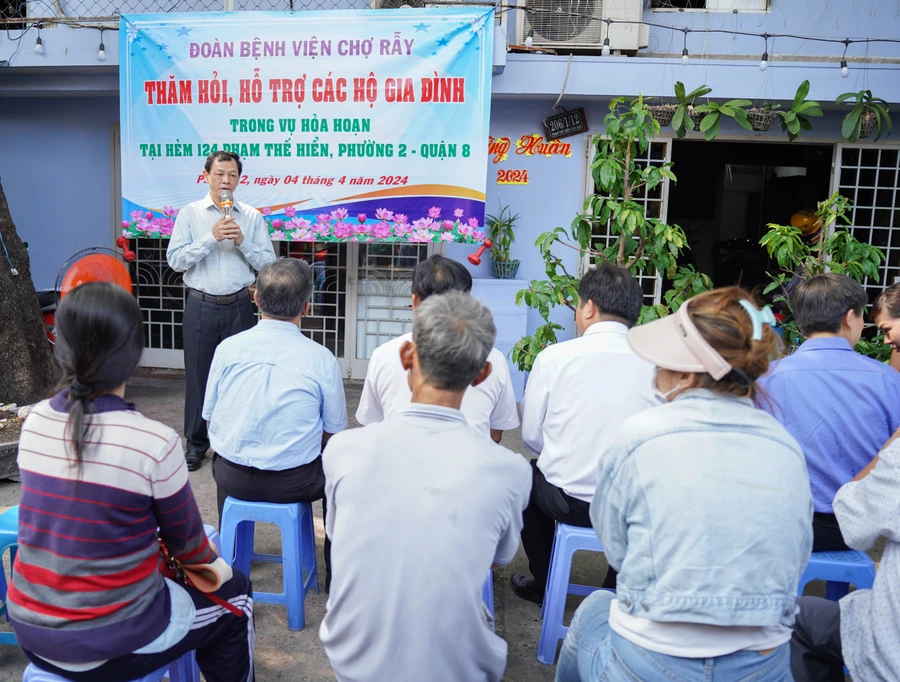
left=0, top=97, right=119, bottom=290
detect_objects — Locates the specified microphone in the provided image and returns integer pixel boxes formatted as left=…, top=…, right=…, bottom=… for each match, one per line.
left=220, top=190, right=234, bottom=218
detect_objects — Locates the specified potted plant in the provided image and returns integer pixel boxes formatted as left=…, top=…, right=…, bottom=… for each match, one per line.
left=778, top=81, right=823, bottom=142
left=836, top=89, right=892, bottom=142
left=747, top=101, right=780, bottom=132
left=693, top=99, right=753, bottom=140
left=647, top=97, right=677, bottom=127
left=486, top=204, right=520, bottom=279
left=671, top=82, right=712, bottom=138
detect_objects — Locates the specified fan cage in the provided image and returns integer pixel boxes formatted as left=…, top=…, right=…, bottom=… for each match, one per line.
left=525, top=0, right=604, bottom=46
left=54, top=247, right=137, bottom=295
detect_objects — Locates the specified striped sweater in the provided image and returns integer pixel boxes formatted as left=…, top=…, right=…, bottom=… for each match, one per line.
left=8, top=391, right=221, bottom=664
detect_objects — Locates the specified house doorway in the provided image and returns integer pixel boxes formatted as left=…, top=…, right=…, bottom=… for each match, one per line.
left=667, top=140, right=834, bottom=301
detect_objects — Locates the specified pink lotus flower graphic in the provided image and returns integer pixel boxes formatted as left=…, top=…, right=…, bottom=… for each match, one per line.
left=163, top=206, right=178, bottom=218
left=412, top=217, right=434, bottom=231
left=333, top=221, right=352, bottom=239
left=331, top=207, right=349, bottom=221
left=428, top=206, right=441, bottom=219
left=454, top=208, right=464, bottom=219
left=316, top=213, right=332, bottom=224
left=394, top=222, right=413, bottom=235
left=314, top=222, right=331, bottom=236
left=439, top=232, right=456, bottom=242
left=130, top=210, right=143, bottom=221
left=262, top=207, right=272, bottom=216
left=121, top=220, right=130, bottom=229
left=459, top=224, right=474, bottom=237
left=284, top=206, right=297, bottom=218
left=473, top=229, right=484, bottom=241
left=375, top=208, right=394, bottom=221
left=467, top=217, right=479, bottom=228
left=357, top=213, right=367, bottom=224
left=271, top=218, right=284, bottom=230
left=442, top=220, right=455, bottom=231
left=393, top=213, right=409, bottom=224
left=144, top=211, right=154, bottom=220
left=410, top=229, right=434, bottom=242
left=290, top=217, right=312, bottom=231
left=271, top=229, right=286, bottom=240
left=372, top=221, right=392, bottom=239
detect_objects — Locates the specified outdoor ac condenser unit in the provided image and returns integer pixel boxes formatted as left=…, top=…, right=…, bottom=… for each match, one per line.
left=369, top=0, right=510, bottom=72
left=514, top=0, right=648, bottom=52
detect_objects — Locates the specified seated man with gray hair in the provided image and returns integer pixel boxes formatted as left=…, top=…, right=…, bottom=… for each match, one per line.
left=320, top=291, right=532, bottom=682
left=204, top=258, right=347, bottom=589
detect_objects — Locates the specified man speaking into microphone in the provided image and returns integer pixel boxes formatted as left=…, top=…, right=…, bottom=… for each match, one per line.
left=167, top=151, right=276, bottom=471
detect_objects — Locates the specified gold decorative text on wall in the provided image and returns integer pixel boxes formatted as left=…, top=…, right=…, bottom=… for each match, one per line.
left=488, top=134, right=573, bottom=164
left=496, top=169, right=529, bottom=185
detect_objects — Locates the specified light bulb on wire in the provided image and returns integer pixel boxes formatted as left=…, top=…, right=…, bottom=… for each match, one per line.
left=34, top=35, right=43, bottom=55
left=840, top=59, right=849, bottom=78
left=759, top=51, right=768, bottom=71
left=681, top=47, right=689, bottom=66
left=98, top=30, right=106, bottom=61
left=524, top=28, right=533, bottom=49
left=601, top=37, right=610, bottom=57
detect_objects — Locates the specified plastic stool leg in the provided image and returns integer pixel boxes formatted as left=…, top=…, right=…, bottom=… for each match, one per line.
left=168, top=651, right=201, bottom=682
left=825, top=581, right=850, bottom=601
left=483, top=569, right=494, bottom=618
left=232, top=521, right=255, bottom=575
left=300, top=504, right=318, bottom=593
left=538, top=535, right=573, bottom=665
left=279, top=511, right=305, bottom=631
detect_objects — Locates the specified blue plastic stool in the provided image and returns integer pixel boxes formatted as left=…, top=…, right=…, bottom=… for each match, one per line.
left=482, top=569, right=494, bottom=617
left=0, top=506, right=19, bottom=646
left=537, top=523, right=611, bottom=665
left=798, top=550, right=876, bottom=600
left=219, top=498, right=318, bottom=631
left=22, top=651, right=199, bottom=682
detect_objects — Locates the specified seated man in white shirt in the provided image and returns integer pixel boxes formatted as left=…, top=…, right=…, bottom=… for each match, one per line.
left=511, top=264, right=659, bottom=605
left=204, top=258, right=348, bottom=590
left=356, top=254, right=519, bottom=442
left=321, top=292, right=532, bottom=682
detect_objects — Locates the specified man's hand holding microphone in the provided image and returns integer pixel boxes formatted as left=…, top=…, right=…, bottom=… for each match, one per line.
left=212, top=190, right=244, bottom=246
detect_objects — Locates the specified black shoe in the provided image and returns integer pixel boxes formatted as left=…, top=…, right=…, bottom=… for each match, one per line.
left=186, top=448, right=207, bottom=472
left=510, top=573, right=543, bottom=606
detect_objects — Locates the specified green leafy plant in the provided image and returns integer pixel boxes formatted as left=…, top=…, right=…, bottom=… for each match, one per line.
left=511, top=96, right=713, bottom=372
left=693, top=99, right=752, bottom=140
left=671, top=82, right=712, bottom=139
left=485, top=203, right=519, bottom=263
left=778, top=81, right=823, bottom=142
left=760, top=191, right=887, bottom=356
left=836, top=89, right=892, bottom=143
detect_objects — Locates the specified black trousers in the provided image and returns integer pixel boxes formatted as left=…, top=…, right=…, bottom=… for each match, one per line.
left=213, top=454, right=330, bottom=576
left=520, top=459, right=616, bottom=593
left=791, top=596, right=845, bottom=682
left=813, top=512, right=850, bottom=553
left=182, top=289, right=255, bottom=453
left=25, top=570, right=255, bottom=682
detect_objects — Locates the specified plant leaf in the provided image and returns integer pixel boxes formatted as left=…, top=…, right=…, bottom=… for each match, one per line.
left=699, top=112, right=717, bottom=131
left=794, top=80, right=811, bottom=109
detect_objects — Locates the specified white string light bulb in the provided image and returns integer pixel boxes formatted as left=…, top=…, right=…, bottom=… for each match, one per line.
left=840, top=59, right=849, bottom=78
left=98, top=41, right=106, bottom=61
left=759, top=51, right=768, bottom=71
left=524, top=28, right=534, bottom=48
left=681, top=47, right=689, bottom=65
left=601, top=37, right=610, bottom=57
left=34, top=36, right=43, bottom=55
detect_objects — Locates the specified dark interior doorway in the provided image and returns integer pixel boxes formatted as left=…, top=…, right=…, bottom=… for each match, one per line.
left=667, top=140, right=833, bottom=300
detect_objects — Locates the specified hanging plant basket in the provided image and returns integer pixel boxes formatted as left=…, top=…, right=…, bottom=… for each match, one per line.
left=648, top=104, right=677, bottom=127
left=748, top=108, right=777, bottom=132
left=687, top=105, right=703, bottom=131
left=858, top=111, right=877, bottom=139
left=491, top=260, right=520, bottom=280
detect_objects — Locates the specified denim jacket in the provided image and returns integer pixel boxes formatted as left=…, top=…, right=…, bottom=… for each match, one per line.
left=591, top=389, right=813, bottom=627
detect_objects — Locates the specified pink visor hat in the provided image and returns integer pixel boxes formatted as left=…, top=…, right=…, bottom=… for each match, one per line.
left=626, top=298, right=732, bottom=380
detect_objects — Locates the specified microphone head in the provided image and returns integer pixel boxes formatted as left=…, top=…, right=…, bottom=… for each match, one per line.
left=220, top=189, right=233, bottom=207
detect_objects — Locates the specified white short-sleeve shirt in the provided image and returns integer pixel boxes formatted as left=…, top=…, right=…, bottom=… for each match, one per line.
left=321, top=404, right=532, bottom=682
left=355, top=332, right=519, bottom=438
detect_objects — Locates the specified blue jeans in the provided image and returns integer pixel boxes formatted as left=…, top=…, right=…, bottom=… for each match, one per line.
left=556, top=592, right=792, bottom=682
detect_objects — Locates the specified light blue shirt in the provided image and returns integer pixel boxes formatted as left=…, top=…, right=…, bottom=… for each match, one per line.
left=203, top=319, right=348, bottom=470
left=167, top=194, right=276, bottom=295
left=758, top=337, right=900, bottom=513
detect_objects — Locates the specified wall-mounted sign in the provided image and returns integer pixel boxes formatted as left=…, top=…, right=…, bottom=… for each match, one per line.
left=488, top=134, right=572, bottom=164
left=119, top=8, right=494, bottom=244
left=496, top=169, right=528, bottom=185
left=543, top=108, right=588, bottom=140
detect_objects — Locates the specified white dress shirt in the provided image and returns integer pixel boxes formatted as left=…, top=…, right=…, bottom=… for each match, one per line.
left=521, top=321, right=659, bottom=501
left=167, top=194, right=276, bottom=295
left=321, top=404, right=532, bottom=682
left=355, top=332, right=520, bottom=438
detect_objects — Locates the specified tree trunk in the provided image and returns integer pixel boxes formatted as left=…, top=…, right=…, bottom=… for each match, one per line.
left=0, top=177, right=59, bottom=406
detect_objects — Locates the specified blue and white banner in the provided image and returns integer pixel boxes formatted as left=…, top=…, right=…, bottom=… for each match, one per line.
left=120, top=8, right=493, bottom=243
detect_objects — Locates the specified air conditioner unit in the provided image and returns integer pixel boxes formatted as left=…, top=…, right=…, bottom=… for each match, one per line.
left=369, top=0, right=510, bottom=72
left=515, top=0, right=648, bottom=52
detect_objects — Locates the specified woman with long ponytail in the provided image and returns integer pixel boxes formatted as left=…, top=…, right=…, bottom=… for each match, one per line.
left=9, top=282, right=256, bottom=682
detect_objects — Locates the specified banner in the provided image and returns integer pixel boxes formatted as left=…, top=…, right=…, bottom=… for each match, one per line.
left=120, top=8, right=494, bottom=243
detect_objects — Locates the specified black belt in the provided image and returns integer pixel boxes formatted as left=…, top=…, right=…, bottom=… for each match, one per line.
left=188, top=287, right=249, bottom=305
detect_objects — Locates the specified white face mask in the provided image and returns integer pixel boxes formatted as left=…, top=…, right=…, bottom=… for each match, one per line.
left=652, top=368, right=683, bottom=403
